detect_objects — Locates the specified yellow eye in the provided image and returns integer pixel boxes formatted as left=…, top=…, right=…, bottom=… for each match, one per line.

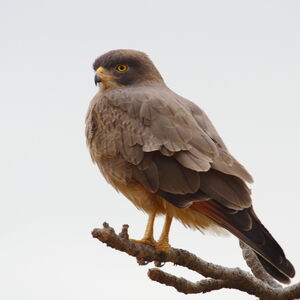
left=116, top=64, right=128, bottom=72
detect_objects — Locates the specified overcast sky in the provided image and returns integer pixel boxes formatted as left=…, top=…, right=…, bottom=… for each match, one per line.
left=1, top=1, right=300, bottom=299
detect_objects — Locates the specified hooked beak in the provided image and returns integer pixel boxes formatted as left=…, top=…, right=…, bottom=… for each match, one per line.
left=94, top=74, right=101, bottom=86
left=93, top=66, right=120, bottom=91
left=94, top=66, right=105, bottom=86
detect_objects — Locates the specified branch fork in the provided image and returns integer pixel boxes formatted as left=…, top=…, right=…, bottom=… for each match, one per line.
left=92, top=222, right=299, bottom=299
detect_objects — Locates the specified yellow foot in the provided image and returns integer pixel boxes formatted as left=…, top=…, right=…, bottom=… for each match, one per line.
left=130, top=237, right=157, bottom=247
left=156, top=240, right=172, bottom=253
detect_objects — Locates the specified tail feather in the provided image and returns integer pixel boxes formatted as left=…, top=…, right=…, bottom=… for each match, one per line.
left=256, top=253, right=292, bottom=283
left=192, top=200, right=295, bottom=283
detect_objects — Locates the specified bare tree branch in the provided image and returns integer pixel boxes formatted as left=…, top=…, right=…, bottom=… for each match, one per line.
left=239, top=240, right=282, bottom=288
left=148, top=268, right=228, bottom=294
left=92, top=222, right=300, bottom=299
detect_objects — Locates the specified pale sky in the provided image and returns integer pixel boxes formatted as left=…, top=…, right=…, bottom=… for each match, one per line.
left=1, top=1, right=300, bottom=299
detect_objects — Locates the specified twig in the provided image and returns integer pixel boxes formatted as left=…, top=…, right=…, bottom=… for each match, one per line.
left=92, top=222, right=300, bottom=299
left=239, top=240, right=282, bottom=288
left=148, top=268, right=228, bottom=294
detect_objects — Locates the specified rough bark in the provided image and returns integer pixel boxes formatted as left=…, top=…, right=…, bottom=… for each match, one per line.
left=92, top=222, right=299, bottom=299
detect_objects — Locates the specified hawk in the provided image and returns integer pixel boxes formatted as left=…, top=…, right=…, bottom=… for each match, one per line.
left=86, top=49, right=295, bottom=283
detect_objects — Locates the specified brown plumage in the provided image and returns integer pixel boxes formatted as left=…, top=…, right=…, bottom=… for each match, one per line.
left=86, top=49, right=295, bottom=283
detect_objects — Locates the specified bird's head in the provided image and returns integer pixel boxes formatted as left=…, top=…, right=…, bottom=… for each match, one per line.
left=93, top=49, right=164, bottom=91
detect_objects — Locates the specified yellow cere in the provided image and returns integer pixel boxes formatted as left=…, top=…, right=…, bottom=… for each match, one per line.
left=96, top=66, right=104, bottom=73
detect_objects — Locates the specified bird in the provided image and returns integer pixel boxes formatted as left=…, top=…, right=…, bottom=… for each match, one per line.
left=86, top=49, right=295, bottom=283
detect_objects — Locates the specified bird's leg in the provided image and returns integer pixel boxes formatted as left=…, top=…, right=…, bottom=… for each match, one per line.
left=130, top=211, right=157, bottom=247
left=156, top=215, right=172, bottom=253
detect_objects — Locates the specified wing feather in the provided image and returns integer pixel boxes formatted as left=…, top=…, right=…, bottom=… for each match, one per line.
left=88, top=86, right=253, bottom=210
left=181, top=97, right=253, bottom=183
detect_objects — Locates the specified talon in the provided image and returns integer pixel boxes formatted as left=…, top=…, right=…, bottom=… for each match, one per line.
left=156, top=240, right=172, bottom=253
left=136, top=258, right=150, bottom=265
left=154, top=261, right=165, bottom=267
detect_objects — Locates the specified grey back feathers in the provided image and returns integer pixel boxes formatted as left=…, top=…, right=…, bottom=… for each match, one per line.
left=87, top=83, right=253, bottom=210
